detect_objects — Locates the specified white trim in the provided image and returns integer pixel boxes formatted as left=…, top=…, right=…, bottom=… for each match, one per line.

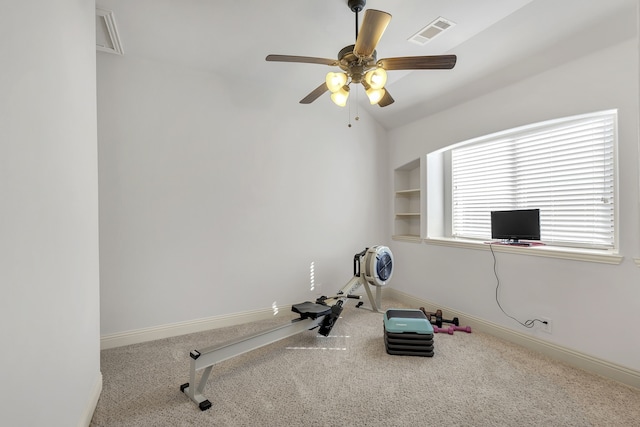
left=392, top=234, right=422, bottom=243
left=634, top=258, right=640, bottom=267
left=385, top=288, right=640, bottom=390
left=96, top=8, right=124, bottom=55
left=101, top=307, right=289, bottom=350
left=424, top=237, right=624, bottom=264
left=78, top=372, right=102, bottom=427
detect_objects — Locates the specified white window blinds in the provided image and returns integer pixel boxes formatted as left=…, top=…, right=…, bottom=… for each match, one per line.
left=451, top=110, right=616, bottom=249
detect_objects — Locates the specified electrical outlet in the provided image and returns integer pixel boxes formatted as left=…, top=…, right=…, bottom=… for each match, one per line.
left=540, top=317, right=552, bottom=334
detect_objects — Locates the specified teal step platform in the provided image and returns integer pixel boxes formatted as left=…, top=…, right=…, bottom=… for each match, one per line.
left=383, top=309, right=434, bottom=357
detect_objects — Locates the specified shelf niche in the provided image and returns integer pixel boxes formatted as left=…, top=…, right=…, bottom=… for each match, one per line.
left=393, top=158, right=422, bottom=241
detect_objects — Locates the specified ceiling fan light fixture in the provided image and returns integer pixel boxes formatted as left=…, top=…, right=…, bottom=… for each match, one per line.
left=265, top=2, right=455, bottom=109
left=326, top=72, right=348, bottom=93
left=330, top=85, right=350, bottom=107
left=366, top=86, right=386, bottom=105
left=364, top=67, right=387, bottom=90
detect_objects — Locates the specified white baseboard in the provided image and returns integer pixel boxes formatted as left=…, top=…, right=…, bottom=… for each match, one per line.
left=385, top=288, right=640, bottom=390
left=79, top=372, right=102, bottom=427
left=100, top=290, right=640, bottom=390
left=101, top=307, right=288, bottom=350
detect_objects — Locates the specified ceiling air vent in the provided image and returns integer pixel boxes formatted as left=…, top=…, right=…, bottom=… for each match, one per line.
left=408, top=17, right=455, bottom=46
left=96, top=8, right=124, bottom=55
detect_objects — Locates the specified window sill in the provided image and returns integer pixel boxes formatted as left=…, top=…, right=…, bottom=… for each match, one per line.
left=423, top=237, right=623, bottom=265
left=392, top=234, right=423, bottom=243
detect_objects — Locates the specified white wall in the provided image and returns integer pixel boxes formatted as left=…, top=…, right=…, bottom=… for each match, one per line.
left=0, top=2, right=101, bottom=426
left=97, top=54, right=389, bottom=335
left=388, top=33, right=640, bottom=372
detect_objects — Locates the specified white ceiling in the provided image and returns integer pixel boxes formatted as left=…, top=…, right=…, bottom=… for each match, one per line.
left=96, top=0, right=637, bottom=129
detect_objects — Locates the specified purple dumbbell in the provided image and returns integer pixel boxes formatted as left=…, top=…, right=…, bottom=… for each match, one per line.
left=433, top=325, right=454, bottom=335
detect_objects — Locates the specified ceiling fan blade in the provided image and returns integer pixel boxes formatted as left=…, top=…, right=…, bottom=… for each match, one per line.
left=378, top=55, right=457, bottom=70
left=266, top=54, right=338, bottom=66
left=378, top=89, right=394, bottom=108
left=300, top=83, right=329, bottom=104
left=353, top=9, right=392, bottom=58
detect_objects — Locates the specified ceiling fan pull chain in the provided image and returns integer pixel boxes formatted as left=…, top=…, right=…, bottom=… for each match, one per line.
left=347, top=89, right=360, bottom=128
left=355, top=86, right=360, bottom=122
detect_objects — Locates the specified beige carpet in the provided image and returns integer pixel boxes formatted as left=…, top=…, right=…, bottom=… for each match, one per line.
left=91, top=298, right=640, bottom=426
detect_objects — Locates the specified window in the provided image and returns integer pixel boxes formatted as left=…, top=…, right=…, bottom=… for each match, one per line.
left=449, top=110, right=616, bottom=250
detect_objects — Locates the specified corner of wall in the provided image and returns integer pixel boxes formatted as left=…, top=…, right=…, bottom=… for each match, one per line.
left=78, top=372, right=103, bottom=427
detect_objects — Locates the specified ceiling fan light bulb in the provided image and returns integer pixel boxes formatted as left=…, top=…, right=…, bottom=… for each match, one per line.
left=331, top=85, right=350, bottom=107
left=326, top=72, right=347, bottom=93
left=365, top=68, right=387, bottom=90
left=366, top=87, right=385, bottom=105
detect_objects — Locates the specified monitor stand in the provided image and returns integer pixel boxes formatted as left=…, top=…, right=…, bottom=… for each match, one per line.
left=501, top=239, right=530, bottom=246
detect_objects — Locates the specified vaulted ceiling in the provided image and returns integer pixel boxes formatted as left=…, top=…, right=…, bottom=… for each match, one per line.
left=96, top=0, right=637, bottom=129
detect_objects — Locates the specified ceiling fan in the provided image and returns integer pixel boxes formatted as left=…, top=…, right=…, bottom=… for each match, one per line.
left=265, top=0, right=457, bottom=108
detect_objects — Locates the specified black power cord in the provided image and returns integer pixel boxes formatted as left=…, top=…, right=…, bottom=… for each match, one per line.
left=489, top=243, right=548, bottom=329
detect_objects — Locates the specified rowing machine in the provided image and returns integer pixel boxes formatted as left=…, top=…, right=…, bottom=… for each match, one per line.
left=180, top=245, right=393, bottom=411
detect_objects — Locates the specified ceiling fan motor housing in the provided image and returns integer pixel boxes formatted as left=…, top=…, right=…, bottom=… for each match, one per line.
left=338, top=44, right=377, bottom=83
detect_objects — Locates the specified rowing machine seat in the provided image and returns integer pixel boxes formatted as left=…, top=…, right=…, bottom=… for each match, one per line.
left=291, top=302, right=332, bottom=319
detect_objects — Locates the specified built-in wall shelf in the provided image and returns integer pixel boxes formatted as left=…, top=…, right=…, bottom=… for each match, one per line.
left=393, top=159, right=422, bottom=240
left=396, top=189, right=420, bottom=196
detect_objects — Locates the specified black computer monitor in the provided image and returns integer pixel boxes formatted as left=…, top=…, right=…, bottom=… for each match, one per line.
left=490, top=209, right=540, bottom=242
